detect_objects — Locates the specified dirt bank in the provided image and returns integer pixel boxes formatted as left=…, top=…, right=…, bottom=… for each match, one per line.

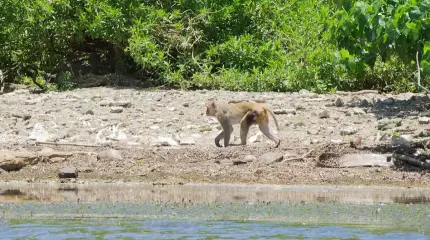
left=1, top=86, right=430, bottom=187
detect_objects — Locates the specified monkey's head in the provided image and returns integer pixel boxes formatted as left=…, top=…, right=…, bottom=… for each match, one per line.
left=205, top=100, right=217, bottom=117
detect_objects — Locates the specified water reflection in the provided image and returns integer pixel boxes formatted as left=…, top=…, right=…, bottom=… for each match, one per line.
left=1, top=182, right=430, bottom=204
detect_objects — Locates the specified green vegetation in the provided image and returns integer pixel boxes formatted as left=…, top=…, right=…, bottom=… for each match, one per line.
left=0, top=0, right=429, bottom=92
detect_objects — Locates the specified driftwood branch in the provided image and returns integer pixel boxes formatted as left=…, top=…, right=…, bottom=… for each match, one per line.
left=415, top=50, right=430, bottom=93
left=283, top=146, right=318, bottom=162
left=35, top=141, right=101, bottom=148
left=393, top=153, right=430, bottom=170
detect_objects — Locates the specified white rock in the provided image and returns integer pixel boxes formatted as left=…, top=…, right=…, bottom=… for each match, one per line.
left=352, top=108, right=366, bottom=115
left=249, top=133, right=263, bottom=143
left=418, top=117, right=430, bottom=124
left=179, top=137, right=196, bottom=145
left=340, top=126, right=358, bottom=135
left=153, top=137, right=179, bottom=146
left=28, top=123, right=50, bottom=142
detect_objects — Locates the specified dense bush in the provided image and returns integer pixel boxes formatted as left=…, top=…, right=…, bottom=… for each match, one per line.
left=0, top=0, right=428, bottom=92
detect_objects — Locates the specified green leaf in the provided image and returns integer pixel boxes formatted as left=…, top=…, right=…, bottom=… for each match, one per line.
left=422, top=60, right=430, bottom=76
left=424, top=41, right=430, bottom=55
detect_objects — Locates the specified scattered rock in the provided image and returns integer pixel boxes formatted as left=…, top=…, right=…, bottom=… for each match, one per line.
left=249, top=133, right=263, bottom=143
left=0, top=150, right=39, bottom=171
left=153, top=137, right=179, bottom=146
left=12, top=113, right=31, bottom=120
left=199, top=126, right=212, bottom=132
left=383, top=97, right=395, bottom=105
left=258, top=152, right=284, bottom=165
left=307, top=128, right=319, bottom=135
left=299, top=89, right=310, bottom=94
left=182, top=103, right=190, bottom=107
left=418, top=117, right=430, bottom=124
left=38, top=147, right=73, bottom=162
left=58, top=167, right=78, bottom=178
left=318, top=110, right=330, bottom=118
left=110, top=107, right=123, bottom=113
left=243, top=155, right=257, bottom=163
left=340, top=126, right=358, bottom=136
left=377, top=118, right=402, bottom=130
left=179, top=137, right=196, bottom=145
left=101, top=101, right=132, bottom=108
left=215, top=159, right=233, bottom=165
left=28, top=123, right=50, bottom=142
left=153, top=96, right=163, bottom=102
left=337, top=154, right=393, bottom=168
left=97, top=149, right=123, bottom=161
left=392, top=135, right=413, bottom=147
left=273, top=108, right=296, bottom=115
left=360, top=99, right=370, bottom=107
left=334, top=97, right=344, bottom=107
left=352, top=108, right=366, bottom=115
left=84, top=109, right=95, bottom=115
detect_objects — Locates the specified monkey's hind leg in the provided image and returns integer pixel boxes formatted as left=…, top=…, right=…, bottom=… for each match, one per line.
left=259, top=123, right=281, bottom=148
left=239, top=111, right=256, bottom=146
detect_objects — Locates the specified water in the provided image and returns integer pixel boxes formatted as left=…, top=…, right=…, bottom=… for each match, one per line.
left=2, top=219, right=429, bottom=239
left=1, top=182, right=430, bottom=239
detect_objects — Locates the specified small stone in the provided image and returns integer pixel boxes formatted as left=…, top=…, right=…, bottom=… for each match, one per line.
left=199, top=126, right=212, bottom=132
left=58, top=167, right=78, bottom=178
left=249, top=133, right=263, bottom=143
left=383, top=97, right=395, bottom=105
left=49, top=157, right=65, bottom=163
left=299, top=89, right=310, bottom=94
left=352, top=108, right=366, bottom=115
left=112, top=101, right=132, bottom=108
left=334, top=97, right=344, bottom=107
left=153, top=137, right=179, bottom=146
left=84, top=109, right=94, bottom=115
left=273, top=108, right=296, bottom=115
left=153, top=96, right=163, bottom=102
left=110, top=107, right=123, bottom=113
left=215, top=159, right=233, bottom=165
left=243, top=155, right=257, bottom=163
left=150, top=125, right=160, bottom=130
left=179, top=111, right=184, bottom=115
left=360, top=99, right=370, bottom=107
left=97, top=149, right=123, bottom=161
left=307, top=128, right=319, bottom=135
left=182, top=103, right=190, bottom=107
left=12, top=113, right=31, bottom=120
left=179, top=137, right=196, bottom=145
left=340, top=126, right=358, bottom=136
left=418, top=117, right=430, bottom=124
left=377, top=118, right=402, bottom=130
left=168, top=107, right=176, bottom=111
left=258, top=152, right=284, bottom=165
left=319, top=110, right=330, bottom=118
left=294, top=104, right=305, bottom=110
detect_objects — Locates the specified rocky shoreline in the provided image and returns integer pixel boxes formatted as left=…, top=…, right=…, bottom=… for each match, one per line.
left=1, top=86, right=430, bottom=187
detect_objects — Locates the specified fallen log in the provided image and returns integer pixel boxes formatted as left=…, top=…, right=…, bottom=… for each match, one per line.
left=392, top=153, right=430, bottom=170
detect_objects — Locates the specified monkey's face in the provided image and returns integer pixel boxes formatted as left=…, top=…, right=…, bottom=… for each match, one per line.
left=205, top=101, right=217, bottom=116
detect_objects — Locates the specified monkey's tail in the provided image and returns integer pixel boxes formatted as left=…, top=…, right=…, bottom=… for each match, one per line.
left=265, top=107, right=280, bottom=130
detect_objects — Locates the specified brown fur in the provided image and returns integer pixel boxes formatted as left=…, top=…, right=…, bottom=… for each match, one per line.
left=205, top=99, right=280, bottom=148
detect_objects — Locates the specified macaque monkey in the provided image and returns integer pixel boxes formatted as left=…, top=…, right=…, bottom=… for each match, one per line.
left=205, top=99, right=280, bottom=148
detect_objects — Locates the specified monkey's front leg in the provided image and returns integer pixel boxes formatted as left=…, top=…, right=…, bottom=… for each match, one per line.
left=214, top=131, right=224, bottom=147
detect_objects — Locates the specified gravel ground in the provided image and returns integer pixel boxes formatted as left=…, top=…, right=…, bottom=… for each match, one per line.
left=1, top=85, right=430, bottom=187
